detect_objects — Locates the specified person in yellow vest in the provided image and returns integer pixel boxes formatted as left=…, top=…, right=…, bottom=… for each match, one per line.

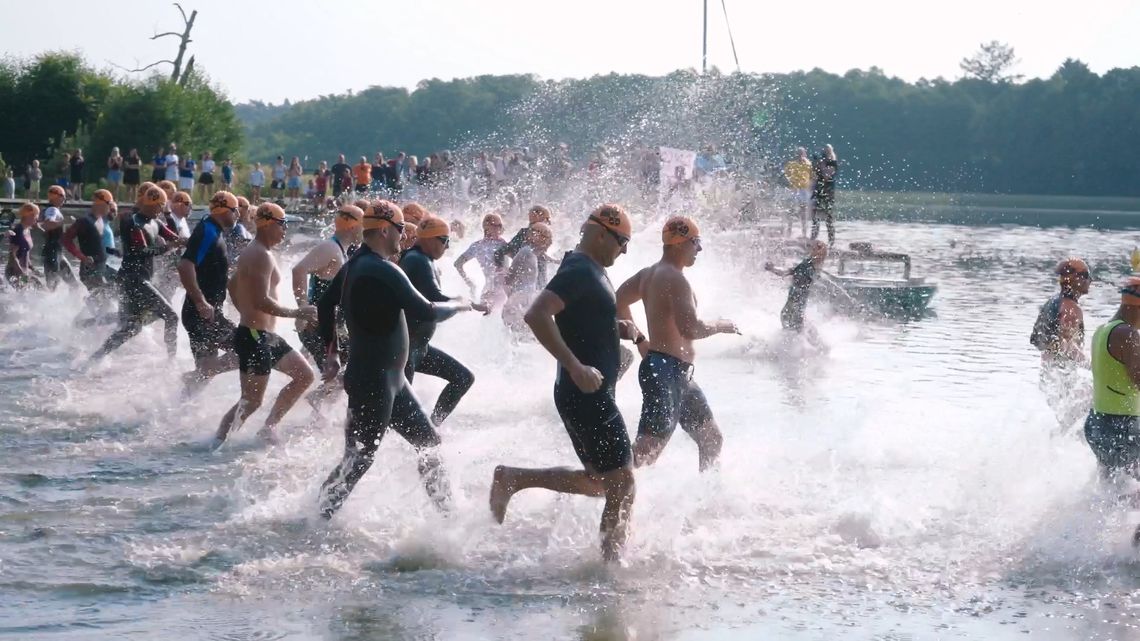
left=1085, top=276, right=1140, bottom=481
left=783, top=147, right=813, bottom=238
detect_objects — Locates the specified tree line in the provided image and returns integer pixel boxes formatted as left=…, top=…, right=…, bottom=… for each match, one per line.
left=3, top=48, right=1138, bottom=198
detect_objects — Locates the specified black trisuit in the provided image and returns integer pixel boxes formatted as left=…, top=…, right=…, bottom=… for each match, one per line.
left=315, top=244, right=467, bottom=518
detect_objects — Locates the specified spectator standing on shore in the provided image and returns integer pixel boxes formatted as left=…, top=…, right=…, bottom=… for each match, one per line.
left=271, top=155, right=287, bottom=200
left=249, top=162, right=265, bottom=201
left=221, top=158, right=234, bottom=192
left=286, top=156, right=303, bottom=208
left=353, top=156, right=371, bottom=194
left=26, top=160, right=42, bottom=199
left=3, top=169, right=14, bottom=199
left=106, top=147, right=123, bottom=201
left=57, top=153, right=71, bottom=193
left=70, top=149, right=86, bottom=199
left=198, top=151, right=216, bottom=201
left=123, top=149, right=142, bottom=202
left=313, top=161, right=329, bottom=206
left=164, top=144, right=180, bottom=183
left=152, top=147, right=166, bottom=183
left=330, top=154, right=351, bottom=198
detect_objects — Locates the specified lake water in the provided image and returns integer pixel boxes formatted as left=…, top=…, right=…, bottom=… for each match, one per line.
left=4, top=214, right=1140, bottom=640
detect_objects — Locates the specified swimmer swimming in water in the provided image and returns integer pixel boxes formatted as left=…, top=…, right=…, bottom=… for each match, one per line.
left=765, top=239, right=828, bottom=350
left=212, top=203, right=316, bottom=448
left=616, top=216, right=739, bottom=471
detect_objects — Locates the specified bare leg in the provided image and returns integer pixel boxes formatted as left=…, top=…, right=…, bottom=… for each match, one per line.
left=212, top=372, right=268, bottom=448
left=256, top=350, right=315, bottom=443
left=687, top=419, right=724, bottom=472
left=182, top=351, right=240, bottom=397
left=632, top=434, right=671, bottom=468
left=599, top=467, right=635, bottom=562
left=489, top=465, right=607, bottom=524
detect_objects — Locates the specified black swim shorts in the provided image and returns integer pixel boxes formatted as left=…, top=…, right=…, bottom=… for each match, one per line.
left=234, top=326, right=293, bottom=375
left=1085, top=410, right=1140, bottom=477
left=637, top=351, right=714, bottom=439
left=182, top=299, right=236, bottom=363
left=553, top=378, right=631, bottom=474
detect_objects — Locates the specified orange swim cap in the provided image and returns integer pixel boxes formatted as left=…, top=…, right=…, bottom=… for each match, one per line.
left=137, top=182, right=156, bottom=201
left=1122, top=276, right=1140, bottom=306
left=157, top=180, right=177, bottom=195
left=416, top=215, right=450, bottom=239
left=209, top=191, right=238, bottom=215
left=662, top=216, right=699, bottom=246
left=363, top=200, right=404, bottom=231
left=47, top=185, right=66, bottom=198
left=92, top=189, right=114, bottom=204
left=172, top=191, right=193, bottom=206
left=255, top=202, right=286, bottom=229
left=335, top=204, right=364, bottom=232
left=18, top=202, right=39, bottom=218
left=236, top=196, right=251, bottom=210
left=483, top=212, right=504, bottom=229
left=142, top=186, right=167, bottom=207
left=529, top=205, right=552, bottom=225
left=529, top=222, right=553, bottom=244
left=586, top=204, right=632, bottom=239
left=401, top=222, right=419, bottom=249
left=401, top=202, right=428, bottom=225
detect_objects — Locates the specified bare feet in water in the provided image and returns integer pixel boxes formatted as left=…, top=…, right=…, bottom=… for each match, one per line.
left=489, top=466, right=515, bottom=524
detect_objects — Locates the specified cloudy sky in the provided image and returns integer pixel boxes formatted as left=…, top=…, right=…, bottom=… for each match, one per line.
left=7, top=0, right=1138, bottom=103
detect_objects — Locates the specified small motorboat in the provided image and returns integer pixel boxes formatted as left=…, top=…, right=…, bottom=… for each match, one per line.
left=821, top=242, right=937, bottom=318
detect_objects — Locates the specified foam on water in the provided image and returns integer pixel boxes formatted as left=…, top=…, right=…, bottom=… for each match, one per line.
left=2, top=218, right=1140, bottom=639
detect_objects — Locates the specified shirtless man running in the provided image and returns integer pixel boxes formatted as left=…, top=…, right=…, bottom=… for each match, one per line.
left=292, top=203, right=363, bottom=407
left=616, top=216, right=738, bottom=471
left=212, top=202, right=316, bottom=448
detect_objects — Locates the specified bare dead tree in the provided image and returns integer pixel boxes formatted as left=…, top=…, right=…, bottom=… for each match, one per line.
left=110, top=3, right=198, bottom=83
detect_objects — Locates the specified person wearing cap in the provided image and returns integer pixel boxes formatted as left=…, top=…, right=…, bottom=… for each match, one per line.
left=493, top=204, right=554, bottom=287
left=454, top=212, right=508, bottom=303
left=6, top=203, right=43, bottom=288
left=62, top=189, right=114, bottom=298
left=765, top=240, right=829, bottom=348
left=291, top=203, right=363, bottom=406
left=38, top=185, right=73, bottom=290
left=1084, top=278, right=1140, bottom=485
left=501, top=222, right=553, bottom=334
left=226, top=196, right=255, bottom=266
left=490, top=204, right=645, bottom=563
left=615, top=216, right=739, bottom=472
left=315, top=200, right=476, bottom=519
left=399, top=214, right=490, bottom=426
left=211, top=203, right=316, bottom=448
left=400, top=202, right=428, bottom=227
left=178, top=191, right=243, bottom=392
left=90, top=186, right=186, bottom=362
left=398, top=222, right=418, bottom=260
left=167, top=191, right=193, bottom=238
left=1032, top=258, right=1092, bottom=429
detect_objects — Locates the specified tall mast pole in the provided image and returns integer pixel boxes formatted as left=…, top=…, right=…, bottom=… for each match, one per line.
left=702, top=0, right=708, bottom=73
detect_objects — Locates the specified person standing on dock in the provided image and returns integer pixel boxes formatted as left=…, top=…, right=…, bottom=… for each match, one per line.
left=1031, top=258, right=1092, bottom=429
left=784, top=148, right=813, bottom=238
left=810, top=145, right=839, bottom=246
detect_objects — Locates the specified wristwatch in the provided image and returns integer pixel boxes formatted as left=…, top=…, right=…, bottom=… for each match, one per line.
left=634, top=334, right=646, bottom=345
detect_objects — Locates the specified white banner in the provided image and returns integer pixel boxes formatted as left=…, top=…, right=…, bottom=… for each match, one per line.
left=658, top=146, right=698, bottom=210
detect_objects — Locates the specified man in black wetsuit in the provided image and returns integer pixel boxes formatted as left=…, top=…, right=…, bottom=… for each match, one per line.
left=765, top=240, right=828, bottom=346
left=492, top=204, right=553, bottom=287
left=489, top=204, right=645, bottom=562
left=316, top=200, right=477, bottom=519
left=178, top=191, right=242, bottom=391
left=90, top=186, right=185, bottom=361
left=39, top=185, right=78, bottom=290
left=62, top=188, right=115, bottom=297
left=399, top=214, right=490, bottom=426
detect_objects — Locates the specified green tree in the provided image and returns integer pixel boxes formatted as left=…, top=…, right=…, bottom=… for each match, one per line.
left=960, top=41, right=1023, bottom=83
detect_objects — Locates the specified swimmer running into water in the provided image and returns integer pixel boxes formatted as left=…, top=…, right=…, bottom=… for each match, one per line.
left=765, top=240, right=829, bottom=350
left=316, top=200, right=476, bottom=518
left=212, top=203, right=316, bottom=448
left=491, top=205, right=644, bottom=562
left=1032, top=258, right=1092, bottom=429
left=292, top=203, right=363, bottom=409
left=616, top=216, right=739, bottom=471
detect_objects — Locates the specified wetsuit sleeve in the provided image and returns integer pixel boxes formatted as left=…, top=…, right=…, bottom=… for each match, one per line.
left=180, top=224, right=204, bottom=264
left=156, top=221, right=180, bottom=243
left=387, top=263, right=465, bottom=322
left=317, top=266, right=345, bottom=348
left=400, top=252, right=451, bottom=302
left=493, top=229, right=526, bottom=268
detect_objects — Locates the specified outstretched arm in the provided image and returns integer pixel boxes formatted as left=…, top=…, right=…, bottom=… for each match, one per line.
left=670, top=272, right=737, bottom=340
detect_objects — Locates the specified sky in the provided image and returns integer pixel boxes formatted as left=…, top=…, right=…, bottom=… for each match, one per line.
left=6, top=0, right=1139, bottom=104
